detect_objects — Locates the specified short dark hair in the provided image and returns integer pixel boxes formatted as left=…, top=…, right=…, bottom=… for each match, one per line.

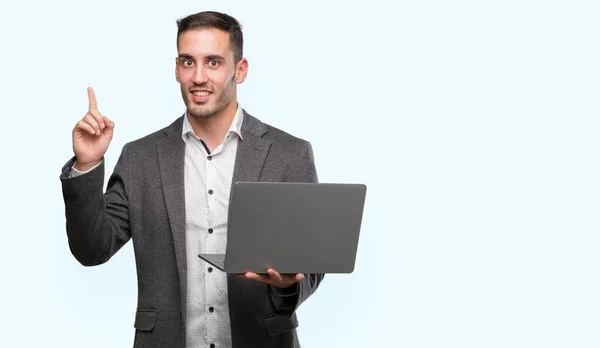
left=176, top=11, right=244, bottom=63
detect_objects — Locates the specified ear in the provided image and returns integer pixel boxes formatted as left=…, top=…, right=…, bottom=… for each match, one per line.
left=234, top=58, right=249, bottom=84
left=175, top=57, right=180, bottom=82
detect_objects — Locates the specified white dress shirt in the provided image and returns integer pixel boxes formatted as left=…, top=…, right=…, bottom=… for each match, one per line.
left=182, top=105, right=243, bottom=348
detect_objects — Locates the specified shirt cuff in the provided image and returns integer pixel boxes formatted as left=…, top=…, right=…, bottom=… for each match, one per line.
left=70, top=160, right=103, bottom=178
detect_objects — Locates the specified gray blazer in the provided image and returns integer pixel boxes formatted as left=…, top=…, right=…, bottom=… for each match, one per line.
left=60, top=110, right=324, bottom=348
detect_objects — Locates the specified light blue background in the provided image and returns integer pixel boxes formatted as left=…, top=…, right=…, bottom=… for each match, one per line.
left=0, top=1, right=599, bottom=347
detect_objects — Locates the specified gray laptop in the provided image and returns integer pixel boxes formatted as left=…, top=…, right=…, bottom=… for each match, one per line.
left=198, top=182, right=366, bottom=274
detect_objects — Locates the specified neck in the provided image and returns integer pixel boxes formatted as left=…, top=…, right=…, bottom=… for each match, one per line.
left=187, top=101, right=238, bottom=151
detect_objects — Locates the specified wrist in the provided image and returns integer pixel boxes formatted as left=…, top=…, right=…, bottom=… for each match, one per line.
left=271, top=282, right=298, bottom=294
left=73, top=160, right=101, bottom=172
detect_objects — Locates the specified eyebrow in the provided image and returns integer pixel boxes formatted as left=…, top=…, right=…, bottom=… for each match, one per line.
left=205, top=54, right=225, bottom=61
left=178, top=54, right=195, bottom=60
left=178, top=54, right=225, bottom=61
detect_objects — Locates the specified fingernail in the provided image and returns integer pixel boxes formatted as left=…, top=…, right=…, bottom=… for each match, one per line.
left=100, top=123, right=105, bottom=129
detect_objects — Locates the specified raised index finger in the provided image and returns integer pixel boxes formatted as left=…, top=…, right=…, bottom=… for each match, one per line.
left=87, top=87, right=98, bottom=110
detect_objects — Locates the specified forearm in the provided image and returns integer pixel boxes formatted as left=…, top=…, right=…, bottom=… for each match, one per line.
left=60, top=154, right=131, bottom=266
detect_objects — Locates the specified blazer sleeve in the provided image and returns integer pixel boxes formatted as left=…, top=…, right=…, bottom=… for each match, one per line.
left=59, top=145, right=131, bottom=266
left=268, top=140, right=325, bottom=316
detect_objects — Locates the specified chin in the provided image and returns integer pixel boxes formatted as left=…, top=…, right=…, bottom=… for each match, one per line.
left=185, top=100, right=209, bottom=116
left=188, top=110, right=213, bottom=119
left=188, top=106, right=216, bottom=119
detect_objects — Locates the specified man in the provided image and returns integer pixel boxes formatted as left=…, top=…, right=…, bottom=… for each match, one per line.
left=60, top=11, right=323, bottom=348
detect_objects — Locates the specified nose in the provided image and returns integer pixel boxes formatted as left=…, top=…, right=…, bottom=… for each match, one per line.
left=192, top=65, right=209, bottom=85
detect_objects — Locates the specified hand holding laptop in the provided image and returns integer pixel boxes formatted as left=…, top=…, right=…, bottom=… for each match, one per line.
left=237, top=268, right=305, bottom=289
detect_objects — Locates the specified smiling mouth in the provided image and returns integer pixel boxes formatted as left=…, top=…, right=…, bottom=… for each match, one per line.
left=192, top=90, right=212, bottom=96
left=190, top=90, right=213, bottom=103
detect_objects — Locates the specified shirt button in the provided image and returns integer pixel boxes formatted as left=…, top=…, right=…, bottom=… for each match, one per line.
left=208, top=189, right=213, bottom=195
left=208, top=228, right=213, bottom=234
left=208, top=267, right=213, bottom=272
left=209, top=306, right=214, bottom=312
left=210, top=344, right=215, bottom=348
left=207, top=156, right=212, bottom=161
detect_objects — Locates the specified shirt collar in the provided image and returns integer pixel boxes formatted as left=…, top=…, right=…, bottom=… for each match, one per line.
left=181, top=104, right=244, bottom=142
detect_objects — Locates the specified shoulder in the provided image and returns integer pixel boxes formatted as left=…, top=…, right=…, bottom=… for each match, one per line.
left=246, top=112, right=318, bottom=181
left=265, top=123, right=311, bottom=150
left=244, top=110, right=312, bottom=153
left=123, top=116, right=184, bottom=149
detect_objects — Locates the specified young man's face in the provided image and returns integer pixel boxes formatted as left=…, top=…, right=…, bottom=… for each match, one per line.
left=176, top=28, right=247, bottom=119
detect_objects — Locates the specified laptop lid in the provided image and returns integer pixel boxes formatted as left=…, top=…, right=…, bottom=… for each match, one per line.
left=221, top=182, right=367, bottom=274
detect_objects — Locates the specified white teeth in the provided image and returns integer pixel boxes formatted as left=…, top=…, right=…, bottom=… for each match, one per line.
left=193, top=91, right=210, bottom=96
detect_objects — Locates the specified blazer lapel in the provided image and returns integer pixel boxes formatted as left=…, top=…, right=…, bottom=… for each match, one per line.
left=156, top=116, right=188, bottom=326
left=230, top=110, right=271, bottom=188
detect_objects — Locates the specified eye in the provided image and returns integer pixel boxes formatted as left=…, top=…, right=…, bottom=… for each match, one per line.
left=207, top=60, right=220, bottom=68
left=181, top=59, right=194, bottom=67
